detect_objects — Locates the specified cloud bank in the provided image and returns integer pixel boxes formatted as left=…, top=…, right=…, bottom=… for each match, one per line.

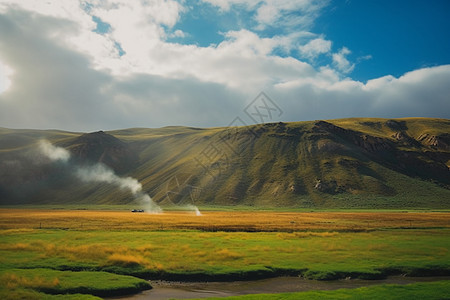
left=0, top=1, right=448, bottom=131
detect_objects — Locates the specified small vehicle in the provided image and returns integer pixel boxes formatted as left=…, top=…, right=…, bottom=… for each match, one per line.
left=131, top=209, right=145, bottom=213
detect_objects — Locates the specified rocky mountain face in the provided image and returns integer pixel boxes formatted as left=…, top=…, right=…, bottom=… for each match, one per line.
left=312, top=120, right=449, bottom=186
left=0, top=118, right=449, bottom=208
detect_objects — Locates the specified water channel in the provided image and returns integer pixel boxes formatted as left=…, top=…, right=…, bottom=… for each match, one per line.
left=110, top=276, right=450, bottom=300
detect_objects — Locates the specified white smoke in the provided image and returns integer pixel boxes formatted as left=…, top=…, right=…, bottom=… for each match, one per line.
left=76, top=164, right=162, bottom=214
left=38, top=140, right=70, bottom=162
left=38, top=139, right=162, bottom=213
left=137, top=193, right=163, bottom=214
left=76, top=164, right=142, bottom=195
left=185, top=204, right=202, bottom=216
left=194, top=206, right=202, bottom=216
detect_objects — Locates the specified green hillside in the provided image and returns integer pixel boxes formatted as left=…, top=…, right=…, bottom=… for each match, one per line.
left=0, top=118, right=449, bottom=208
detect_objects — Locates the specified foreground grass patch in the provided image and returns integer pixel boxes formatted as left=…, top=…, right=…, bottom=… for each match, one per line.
left=0, top=288, right=101, bottom=300
left=198, top=280, right=450, bottom=300
left=0, top=268, right=150, bottom=298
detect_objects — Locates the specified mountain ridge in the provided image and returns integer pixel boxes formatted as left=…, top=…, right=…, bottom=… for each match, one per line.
left=0, top=118, right=449, bottom=208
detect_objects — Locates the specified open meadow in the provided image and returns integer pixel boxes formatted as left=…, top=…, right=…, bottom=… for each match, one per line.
left=1, top=208, right=449, bottom=231
left=0, top=208, right=449, bottom=299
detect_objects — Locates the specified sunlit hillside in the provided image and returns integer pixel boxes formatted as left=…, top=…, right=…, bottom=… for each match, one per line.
left=0, top=118, right=449, bottom=208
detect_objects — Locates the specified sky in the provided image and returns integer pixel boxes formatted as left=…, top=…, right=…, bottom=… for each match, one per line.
left=0, top=0, right=449, bottom=131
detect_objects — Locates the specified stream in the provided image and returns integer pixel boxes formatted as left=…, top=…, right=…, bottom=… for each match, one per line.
left=110, top=276, right=450, bottom=300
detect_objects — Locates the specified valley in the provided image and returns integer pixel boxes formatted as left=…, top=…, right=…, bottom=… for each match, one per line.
left=1, top=117, right=449, bottom=299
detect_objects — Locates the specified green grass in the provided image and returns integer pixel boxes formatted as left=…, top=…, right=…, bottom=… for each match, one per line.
left=197, top=280, right=450, bottom=300
left=1, top=229, right=449, bottom=280
left=0, top=289, right=101, bottom=300
left=1, top=215, right=449, bottom=298
left=0, top=268, right=150, bottom=297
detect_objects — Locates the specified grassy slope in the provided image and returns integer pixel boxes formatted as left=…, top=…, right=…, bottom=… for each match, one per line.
left=0, top=117, right=449, bottom=208
left=78, top=118, right=450, bottom=208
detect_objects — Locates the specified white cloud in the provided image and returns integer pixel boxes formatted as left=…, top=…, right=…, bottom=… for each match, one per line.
left=0, top=1, right=449, bottom=132
left=255, top=0, right=329, bottom=29
left=357, top=54, right=372, bottom=63
left=0, top=0, right=323, bottom=88
left=0, top=0, right=185, bottom=77
left=202, top=0, right=329, bottom=30
left=255, top=2, right=278, bottom=24
left=274, top=64, right=450, bottom=121
left=332, top=47, right=355, bottom=74
left=363, top=75, right=395, bottom=91
left=169, top=29, right=186, bottom=38
left=200, top=0, right=260, bottom=12
left=0, top=0, right=92, bottom=25
left=299, top=37, right=331, bottom=59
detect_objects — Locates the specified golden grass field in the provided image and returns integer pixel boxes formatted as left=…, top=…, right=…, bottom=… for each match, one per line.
left=1, top=208, right=449, bottom=299
left=0, top=209, right=448, bottom=232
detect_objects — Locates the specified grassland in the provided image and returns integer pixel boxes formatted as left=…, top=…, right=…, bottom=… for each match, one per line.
left=0, top=269, right=148, bottom=299
left=1, top=209, right=449, bottom=231
left=0, top=209, right=449, bottom=298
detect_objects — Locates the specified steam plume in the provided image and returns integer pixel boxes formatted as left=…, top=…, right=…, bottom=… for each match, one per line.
left=38, top=139, right=161, bottom=213
left=38, top=140, right=70, bottom=162
left=76, top=164, right=162, bottom=213
left=76, top=164, right=141, bottom=194
left=136, top=193, right=163, bottom=214
left=190, top=205, right=202, bottom=216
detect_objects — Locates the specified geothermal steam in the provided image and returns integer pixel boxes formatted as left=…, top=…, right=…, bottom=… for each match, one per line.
left=185, top=204, right=202, bottom=216
left=76, top=164, right=162, bottom=213
left=39, top=140, right=71, bottom=162
left=38, top=139, right=162, bottom=213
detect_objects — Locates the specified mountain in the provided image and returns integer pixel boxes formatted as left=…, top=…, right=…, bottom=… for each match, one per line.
left=0, top=118, right=449, bottom=208
left=62, top=130, right=138, bottom=174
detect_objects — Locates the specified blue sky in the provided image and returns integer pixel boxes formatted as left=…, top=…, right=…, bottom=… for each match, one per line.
left=168, top=0, right=450, bottom=81
left=0, top=0, right=449, bottom=131
left=314, top=0, right=450, bottom=81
